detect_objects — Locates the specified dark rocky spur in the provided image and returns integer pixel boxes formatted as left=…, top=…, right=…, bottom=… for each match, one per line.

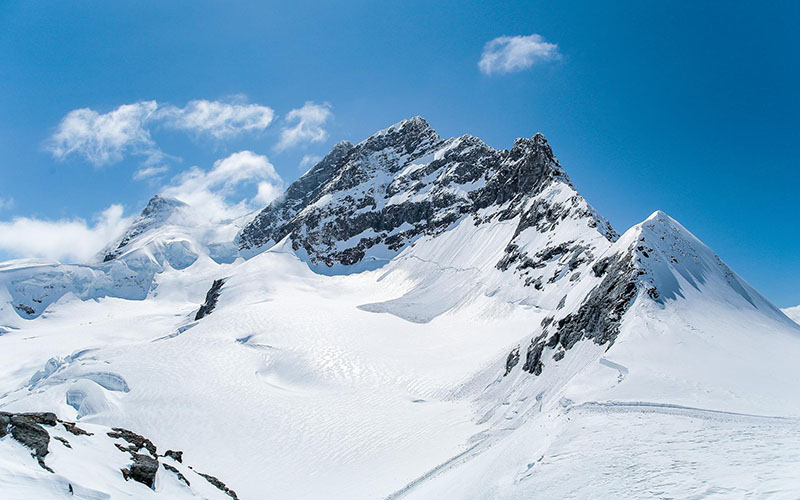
left=1, top=410, right=236, bottom=495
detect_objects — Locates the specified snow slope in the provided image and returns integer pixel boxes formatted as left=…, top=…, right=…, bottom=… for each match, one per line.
left=400, top=212, right=800, bottom=499
left=1, top=117, right=798, bottom=499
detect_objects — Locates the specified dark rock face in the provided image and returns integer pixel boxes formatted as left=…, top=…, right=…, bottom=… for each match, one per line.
left=62, top=421, right=92, bottom=436
left=1, top=411, right=235, bottom=495
left=516, top=250, right=642, bottom=377
left=545, top=253, right=639, bottom=351
left=1, top=411, right=56, bottom=471
left=195, top=470, right=240, bottom=500
left=108, top=427, right=161, bottom=489
left=14, top=303, right=36, bottom=316
left=107, top=427, right=158, bottom=456
left=238, top=117, right=615, bottom=272
left=522, top=333, right=547, bottom=376
left=9, top=417, right=50, bottom=460
left=195, top=278, right=225, bottom=320
left=164, top=463, right=190, bottom=486
left=504, top=346, right=520, bottom=376
left=122, top=453, right=159, bottom=489
left=15, top=411, right=58, bottom=426
left=238, top=140, right=355, bottom=251
left=54, top=436, right=71, bottom=448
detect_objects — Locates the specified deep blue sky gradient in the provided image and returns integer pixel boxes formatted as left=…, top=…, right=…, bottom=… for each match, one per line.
left=0, top=1, right=797, bottom=305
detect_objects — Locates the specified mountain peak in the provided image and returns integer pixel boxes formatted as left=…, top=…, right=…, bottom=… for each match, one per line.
left=607, top=209, right=786, bottom=320
left=140, top=195, right=187, bottom=219
left=331, top=139, right=354, bottom=152
left=511, top=132, right=553, bottom=157
left=100, top=195, right=189, bottom=262
left=392, top=115, right=430, bottom=129
left=644, top=209, right=672, bottom=222
left=360, top=115, right=440, bottom=155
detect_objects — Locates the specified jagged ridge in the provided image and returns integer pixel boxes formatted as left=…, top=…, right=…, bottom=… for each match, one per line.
left=238, top=117, right=615, bottom=274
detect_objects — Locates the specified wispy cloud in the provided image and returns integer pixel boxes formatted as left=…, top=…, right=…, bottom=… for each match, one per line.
left=478, top=34, right=561, bottom=76
left=277, top=102, right=332, bottom=151
left=0, top=204, right=132, bottom=263
left=46, top=98, right=276, bottom=168
left=46, top=101, right=161, bottom=167
left=157, top=99, right=275, bottom=139
left=0, top=149, right=283, bottom=262
left=133, top=165, right=170, bottom=180
left=0, top=197, right=14, bottom=210
left=160, top=150, right=283, bottom=222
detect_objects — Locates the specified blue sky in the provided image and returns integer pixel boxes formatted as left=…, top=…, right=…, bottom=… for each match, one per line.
left=0, top=1, right=797, bottom=306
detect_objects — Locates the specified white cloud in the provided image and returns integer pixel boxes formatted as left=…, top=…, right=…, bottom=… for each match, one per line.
left=133, top=165, right=169, bottom=180
left=254, top=182, right=283, bottom=206
left=46, top=99, right=276, bottom=167
left=46, top=101, right=161, bottom=166
left=157, top=99, right=275, bottom=139
left=0, top=197, right=14, bottom=210
left=0, top=151, right=282, bottom=262
left=478, top=34, right=561, bottom=76
left=161, top=150, right=283, bottom=221
left=0, top=204, right=132, bottom=263
left=277, top=102, right=332, bottom=151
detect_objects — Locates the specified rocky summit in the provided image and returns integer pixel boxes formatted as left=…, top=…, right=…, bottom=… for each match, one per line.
left=238, top=117, right=615, bottom=273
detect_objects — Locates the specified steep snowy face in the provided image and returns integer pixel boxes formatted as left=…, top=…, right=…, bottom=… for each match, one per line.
left=102, top=196, right=189, bottom=263
left=502, top=210, right=798, bottom=386
left=237, top=140, right=354, bottom=257
left=238, top=117, right=616, bottom=276
left=100, top=194, right=247, bottom=267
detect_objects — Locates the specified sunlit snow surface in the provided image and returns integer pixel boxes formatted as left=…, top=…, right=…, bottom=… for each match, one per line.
left=1, top=210, right=799, bottom=499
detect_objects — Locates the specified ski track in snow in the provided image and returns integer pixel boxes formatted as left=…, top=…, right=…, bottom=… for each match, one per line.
left=570, top=400, right=800, bottom=424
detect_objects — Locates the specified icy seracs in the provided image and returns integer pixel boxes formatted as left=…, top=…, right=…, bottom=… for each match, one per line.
left=1, top=117, right=799, bottom=499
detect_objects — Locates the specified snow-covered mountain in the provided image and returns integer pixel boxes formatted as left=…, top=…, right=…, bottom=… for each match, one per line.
left=0, top=194, right=249, bottom=322
left=1, top=117, right=798, bottom=499
left=783, top=305, right=800, bottom=324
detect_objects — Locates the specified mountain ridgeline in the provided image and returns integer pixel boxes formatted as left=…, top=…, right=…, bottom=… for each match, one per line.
left=238, top=116, right=616, bottom=271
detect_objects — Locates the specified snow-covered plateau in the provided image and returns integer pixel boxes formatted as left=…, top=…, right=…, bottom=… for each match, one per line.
left=1, top=117, right=799, bottom=499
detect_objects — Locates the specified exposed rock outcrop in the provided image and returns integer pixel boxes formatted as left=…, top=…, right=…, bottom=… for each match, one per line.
left=195, top=278, right=226, bottom=320
left=1, top=411, right=234, bottom=496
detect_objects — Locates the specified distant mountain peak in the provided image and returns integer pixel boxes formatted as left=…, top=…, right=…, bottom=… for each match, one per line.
left=100, top=195, right=189, bottom=262
left=139, top=195, right=187, bottom=218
